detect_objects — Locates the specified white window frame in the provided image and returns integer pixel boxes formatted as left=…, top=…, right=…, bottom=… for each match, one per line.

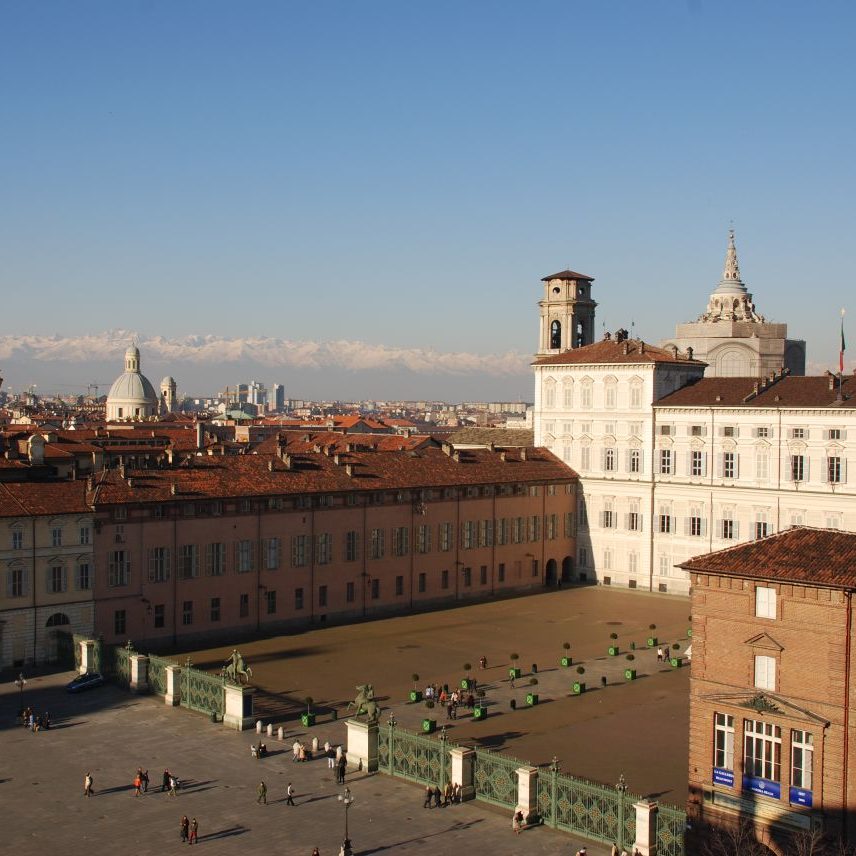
left=755, top=586, right=777, bottom=619
left=754, top=654, right=776, bottom=691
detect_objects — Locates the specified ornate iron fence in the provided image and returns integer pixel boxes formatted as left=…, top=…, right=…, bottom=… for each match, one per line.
left=378, top=723, right=452, bottom=788
left=180, top=662, right=225, bottom=718
left=147, top=655, right=171, bottom=697
left=92, top=638, right=103, bottom=673
left=473, top=747, right=525, bottom=809
left=656, top=803, right=687, bottom=856
left=112, top=644, right=132, bottom=688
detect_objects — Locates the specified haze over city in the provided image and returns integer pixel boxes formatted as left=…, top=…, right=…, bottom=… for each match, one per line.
left=2, top=1, right=854, bottom=398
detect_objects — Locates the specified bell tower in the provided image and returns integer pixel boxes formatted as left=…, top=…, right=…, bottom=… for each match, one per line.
left=537, top=269, right=597, bottom=355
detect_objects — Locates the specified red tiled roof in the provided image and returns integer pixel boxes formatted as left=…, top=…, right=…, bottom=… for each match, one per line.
left=91, top=446, right=577, bottom=506
left=0, top=480, right=91, bottom=518
left=533, top=338, right=704, bottom=367
left=680, top=527, right=856, bottom=588
left=541, top=270, right=594, bottom=282
left=657, top=374, right=856, bottom=408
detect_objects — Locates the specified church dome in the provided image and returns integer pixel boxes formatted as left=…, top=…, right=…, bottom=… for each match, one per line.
left=106, top=345, right=159, bottom=420
left=108, top=371, right=158, bottom=403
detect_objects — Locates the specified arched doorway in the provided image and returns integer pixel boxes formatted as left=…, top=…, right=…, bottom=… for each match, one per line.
left=545, top=559, right=557, bottom=586
left=45, top=613, right=73, bottom=665
left=561, top=556, right=573, bottom=583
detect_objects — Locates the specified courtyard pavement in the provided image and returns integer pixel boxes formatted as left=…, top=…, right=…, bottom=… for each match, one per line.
left=2, top=671, right=612, bottom=856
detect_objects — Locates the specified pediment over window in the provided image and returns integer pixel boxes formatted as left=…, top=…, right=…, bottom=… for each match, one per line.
left=702, top=691, right=829, bottom=727
left=745, top=632, right=783, bottom=652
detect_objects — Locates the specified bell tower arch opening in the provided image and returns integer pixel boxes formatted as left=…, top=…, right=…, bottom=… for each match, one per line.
left=537, top=269, right=597, bottom=355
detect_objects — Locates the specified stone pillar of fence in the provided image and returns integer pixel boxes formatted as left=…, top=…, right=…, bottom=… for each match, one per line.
left=164, top=665, right=181, bottom=706
left=223, top=683, right=255, bottom=731
left=129, top=654, right=149, bottom=694
left=79, top=639, right=96, bottom=674
left=633, top=800, right=658, bottom=856
left=345, top=719, right=378, bottom=772
left=516, top=766, right=539, bottom=822
left=450, top=747, right=475, bottom=801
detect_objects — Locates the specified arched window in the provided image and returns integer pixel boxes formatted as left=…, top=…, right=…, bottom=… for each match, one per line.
left=46, top=612, right=71, bottom=627
left=550, top=320, right=562, bottom=349
left=604, top=448, right=616, bottom=472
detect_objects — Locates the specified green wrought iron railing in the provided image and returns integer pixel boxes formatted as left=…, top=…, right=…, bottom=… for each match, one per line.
left=112, top=644, right=132, bottom=688
left=473, top=747, right=526, bottom=809
left=147, top=655, right=171, bottom=697
left=656, top=802, right=687, bottom=856
left=378, top=723, right=453, bottom=788
left=180, top=662, right=225, bottom=718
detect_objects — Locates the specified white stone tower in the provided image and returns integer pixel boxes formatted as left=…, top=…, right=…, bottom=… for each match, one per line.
left=537, top=269, right=597, bottom=356
left=160, top=376, right=177, bottom=414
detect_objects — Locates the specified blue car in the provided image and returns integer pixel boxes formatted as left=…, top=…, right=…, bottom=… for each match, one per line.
left=66, top=672, right=105, bottom=693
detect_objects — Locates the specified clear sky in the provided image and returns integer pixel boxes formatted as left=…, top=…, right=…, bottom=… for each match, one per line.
left=1, top=1, right=854, bottom=399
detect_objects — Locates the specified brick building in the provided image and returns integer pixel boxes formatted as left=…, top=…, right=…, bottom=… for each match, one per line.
left=683, top=527, right=856, bottom=848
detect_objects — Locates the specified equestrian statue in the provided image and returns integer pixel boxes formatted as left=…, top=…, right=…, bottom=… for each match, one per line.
left=346, top=683, right=379, bottom=723
left=221, top=649, right=253, bottom=685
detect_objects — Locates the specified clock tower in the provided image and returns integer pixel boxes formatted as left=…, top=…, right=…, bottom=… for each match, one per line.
left=537, top=269, right=597, bottom=356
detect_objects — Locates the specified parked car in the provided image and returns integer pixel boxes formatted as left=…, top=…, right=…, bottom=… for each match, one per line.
left=66, top=672, right=105, bottom=693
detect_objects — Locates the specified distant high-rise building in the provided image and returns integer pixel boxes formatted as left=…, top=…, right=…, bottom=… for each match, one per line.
left=272, top=383, right=285, bottom=411
left=248, top=381, right=267, bottom=407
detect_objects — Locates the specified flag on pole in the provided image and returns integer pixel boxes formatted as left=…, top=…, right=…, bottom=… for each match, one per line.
left=841, top=309, right=847, bottom=374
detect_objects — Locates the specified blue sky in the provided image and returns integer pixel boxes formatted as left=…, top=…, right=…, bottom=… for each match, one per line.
left=1, top=1, right=854, bottom=398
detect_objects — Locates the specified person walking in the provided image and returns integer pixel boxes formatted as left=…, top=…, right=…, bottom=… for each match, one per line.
left=180, top=815, right=190, bottom=843
left=611, top=844, right=620, bottom=856
left=286, top=782, right=296, bottom=806
left=327, top=744, right=336, bottom=769
left=423, top=785, right=433, bottom=808
left=189, top=817, right=198, bottom=845
left=162, top=769, right=171, bottom=792
left=433, top=785, right=441, bottom=808
left=337, top=754, right=347, bottom=785
left=512, top=809, right=523, bottom=835
left=141, top=769, right=149, bottom=793
left=134, top=770, right=143, bottom=797
left=83, top=772, right=94, bottom=797
left=312, top=849, right=320, bottom=856
left=169, top=775, right=178, bottom=797
left=257, top=781, right=267, bottom=805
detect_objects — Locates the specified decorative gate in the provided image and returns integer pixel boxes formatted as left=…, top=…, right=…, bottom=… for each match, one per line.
left=112, top=644, right=132, bottom=688
left=147, top=655, right=171, bottom=697
left=656, top=803, right=687, bottom=856
left=180, top=663, right=225, bottom=718
left=473, top=747, right=525, bottom=809
left=379, top=723, right=452, bottom=788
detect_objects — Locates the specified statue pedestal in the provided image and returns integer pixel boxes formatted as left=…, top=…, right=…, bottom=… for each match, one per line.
left=223, top=683, right=255, bottom=731
left=79, top=639, right=96, bottom=674
left=129, top=654, right=149, bottom=694
left=345, top=718, right=378, bottom=772
left=164, top=665, right=181, bottom=706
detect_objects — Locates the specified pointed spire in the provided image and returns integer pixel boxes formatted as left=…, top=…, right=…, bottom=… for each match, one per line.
left=722, top=229, right=742, bottom=283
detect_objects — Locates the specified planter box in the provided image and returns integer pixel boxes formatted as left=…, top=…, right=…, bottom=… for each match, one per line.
left=560, top=656, right=572, bottom=667
left=670, top=657, right=683, bottom=668
left=572, top=681, right=586, bottom=695
left=461, top=678, right=473, bottom=690
left=301, top=712, right=316, bottom=727
left=509, top=667, right=522, bottom=679
left=422, top=718, right=436, bottom=734
left=473, top=706, right=487, bottom=721
left=687, top=628, right=693, bottom=637
left=647, top=637, right=658, bottom=647
left=409, top=690, right=423, bottom=703
left=624, top=669, right=637, bottom=681
left=608, top=646, right=620, bottom=656
left=526, top=693, right=539, bottom=706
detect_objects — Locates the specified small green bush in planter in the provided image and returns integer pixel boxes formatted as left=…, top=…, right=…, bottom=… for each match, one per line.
left=572, top=681, right=586, bottom=694
left=625, top=653, right=635, bottom=661
left=670, top=656, right=683, bottom=668
left=526, top=692, right=539, bottom=706
left=425, top=699, right=435, bottom=708
left=672, top=643, right=681, bottom=650
left=529, top=677, right=538, bottom=686
left=473, top=705, right=487, bottom=721
left=608, top=645, right=619, bottom=656
left=609, top=632, right=618, bottom=640
left=561, top=642, right=572, bottom=668
left=508, top=653, right=521, bottom=678
left=409, top=689, right=423, bottom=703
left=624, top=668, right=637, bottom=681
left=301, top=696, right=315, bottom=727
left=422, top=718, right=436, bottom=734
left=576, top=666, right=585, bottom=675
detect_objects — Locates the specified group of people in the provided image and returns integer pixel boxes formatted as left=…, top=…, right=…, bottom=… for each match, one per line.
left=251, top=741, right=268, bottom=758
left=422, top=782, right=464, bottom=808
left=180, top=815, right=199, bottom=845
left=441, top=688, right=476, bottom=720
left=20, top=707, right=51, bottom=731
left=133, top=767, right=150, bottom=795
left=291, top=739, right=313, bottom=762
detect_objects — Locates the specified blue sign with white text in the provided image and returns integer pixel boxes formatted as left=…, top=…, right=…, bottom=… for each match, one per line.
left=742, top=776, right=781, bottom=800
left=789, top=787, right=813, bottom=807
left=713, top=768, right=734, bottom=787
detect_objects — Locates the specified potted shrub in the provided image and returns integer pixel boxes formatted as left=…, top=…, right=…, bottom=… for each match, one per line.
left=687, top=615, right=693, bottom=637
left=409, top=673, right=422, bottom=703
left=624, top=653, right=636, bottom=681
left=473, top=704, right=488, bottom=720
left=647, top=624, right=658, bottom=647
left=526, top=691, right=539, bottom=706
left=608, top=633, right=620, bottom=656
left=671, top=643, right=683, bottom=668
left=573, top=666, right=586, bottom=695
left=461, top=662, right=473, bottom=690
left=422, top=717, right=436, bottom=734
left=425, top=699, right=435, bottom=709
left=560, top=642, right=572, bottom=668
left=301, top=696, right=316, bottom=727
left=508, top=653, right=521, bottom=680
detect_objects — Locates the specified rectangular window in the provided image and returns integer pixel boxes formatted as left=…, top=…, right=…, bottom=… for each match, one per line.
left=393, top=527, right=410, bottom=557
left=497, top=562, right=505, bottom=582
left=628, top=510, right=641, bottom=532
left=316, top=533, right=333, bottom=565
left=580, top=446, right=591, bottom=470
left=371, top=578, right=380, bottom=600
left=791, top=428, right=805, bottom=439
left=689, top=514, right=703, bottom=537
left=691, top=450, right=704, bottom=477
left=744, top=719, right=781, bottom=782
left=531, top=559, right=539, bottom=578
left=51, top=527, right=63, bottom=547
left=629, top=449, right=641, bottom=474
left=756, top=449, right=769, bottom=481
left=11, top=529, right=23, bottom=550
left=604, top=448, right=616, bottom=471
left=791, top=730, right=813, bottom=792
left=148, top=547, right=171, bottom=583
left=579, top=548, right=588, bottom=567
left=236, top=540, right=254, bottom=573
left=345, top=531, right=360, bottom=562
left=461, top=521, right=475, bottom=550
left=417, top=572, right=426, bottom=593
left=154, top=604, right=165, bottom=628
left=828, top=456, right=842, bottom=484
left=480, top=565, right=488, bottom=585
left=318, top=585, right=328, bottom=607
left=265, top=590, right=276, bottom=615
left=659, top=449, right=673, bottom=475
left=723, top=452, right=736, bottom=479
left=528, top=515, right=541, bottom=542
left=478, top=519, right=494, bottom=548
left=416, top=524, right=431, bottom=554
left=370, top=528, right=385, bottom=560
left=295, top=588, right=304, bottom=610
left=441, top=569, right=449, bottom=590
left=49, top=565, right=66, bottom=593
left=108, top=550, right=130, bottom=587
left=828, top=428, right=842, bottom=440
left=182, top=600, right=193, bottom=626
left=462, top=567, right=472, bottom=587
left=395, top=575, right=404, bottom=596
left=658, top=511, right=672, bottom=534
left=178, top=545, right=199, bottom=580
left=601, top=506, right=615, bottom=529
left=206, top=542, right=225, bottom=576
left=496, top=518, right=509, bottom=546
left=292, top=535, right=309, bottom=567
left=210, top=597, right=220, bottom=622
left=76, top=562, right=91, bottom=590
left=756, top=426, right=769, bottom=438
left=754, top=655, right=777, bottom=691
left=114, top=609, right=126, bottom=636
left=546, top=513, right=558, bottom=540
left=346, top=582, right=355, bottom=603
left=791, top=455, right=805, bottom=482
left=79, top=525, right=91, bottom=545
left=755, top=513, right=769, bottom=540
left=628, top=552, right=638, bottom=575
left=721, top=515, right=736, bottom=540
left=239, top=593, right=249, bottom=618
left=714, top=713, right=735, bottom=771
left=264, top=537, right=281, bottom=570
left=756, top=586, right=777, bottom=619
left=439, top=522, right=453, bottom=552
left=7, top=567, right=25, bottom=597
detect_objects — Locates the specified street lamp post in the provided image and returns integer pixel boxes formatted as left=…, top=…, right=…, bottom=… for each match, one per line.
left=338, top=786, right=354, bottom=856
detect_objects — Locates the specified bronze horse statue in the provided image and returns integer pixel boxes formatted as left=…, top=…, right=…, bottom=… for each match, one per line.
left=221, top=649, right=253, bottom=685
left=346, top=683, right=379, bottom=722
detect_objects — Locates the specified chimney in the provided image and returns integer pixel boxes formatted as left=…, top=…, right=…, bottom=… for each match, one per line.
left=640, top=341, right=645, bottom=354
left=829, top=374, right=836, bottom=391
left=622, top=341, right=629, bottom=355
left=671, top=345, right=679, bottom=359
left=166, top=448, right=174, bottom=465
left=442, top=442, right=452, bottom=456
left=282, top=453, right=292, bottom=471
left=170, top=483, right=178, bottom=496
left=345, top=464, right=354, bottom=477
left=196, top=422, right=204, bottom=450
left=268, top=460, right=275, bottom=472
left=127, top=478, right=134, bottom=488
left=500, top=451, right=507, bottom=462
left=488, top=442, right=496, bottom=453
left=520, top=448, right=528, bottom=461
left=686, top=347, right=694, bottom=360
left=452, top=451, right=461, bottom=463
left=87, top=475, right=95, bottom=492
left=333, top=453, right=341, bottom=465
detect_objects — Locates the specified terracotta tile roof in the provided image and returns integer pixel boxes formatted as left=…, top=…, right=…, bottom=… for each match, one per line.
left=91, top=446, right=577, bottom=506
left=447, top=427, right=535, bottom=447
left=541, top=269, right=594, bottom=281
left=0, top=479, right=91, bottom=518
left=680, top=527, right=856, bottom=588
left=533, top=338, right=704, bottom=367
left=657, top=374, right=856, bottom=408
